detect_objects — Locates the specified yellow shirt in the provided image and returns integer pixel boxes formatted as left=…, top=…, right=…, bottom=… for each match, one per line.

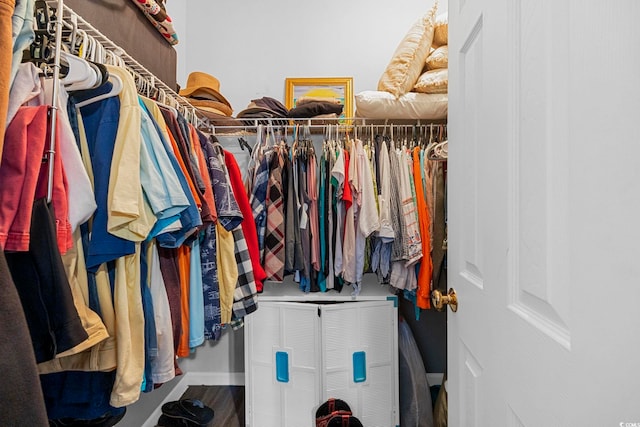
left=105, top=65, right=155, bottom=241
left=216, top=222, right=238, bottom=324
left=38, top=232, right=117, bottom=374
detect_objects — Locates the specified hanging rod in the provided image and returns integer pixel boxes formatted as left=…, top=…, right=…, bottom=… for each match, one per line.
left=205, top=117, right=447, bottom=132
left=45, top=0, right=64, bottom=203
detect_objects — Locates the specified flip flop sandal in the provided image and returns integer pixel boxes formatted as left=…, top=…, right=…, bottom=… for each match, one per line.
left=316, top=398, right=352, bottom=427
left=157, top=414, right=202, bottom=427
left=327, top=414, right=364, bottom=427
left=316, top=398, right=351, bottom=419
left=161, top=398, right=215, bottom=426
left=49, top=408, right=126, bottom=427
left=317, top=410, right=353, bottom=427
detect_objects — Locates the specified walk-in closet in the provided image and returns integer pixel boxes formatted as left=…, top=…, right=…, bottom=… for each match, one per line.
left=1, top=1, right=639, bottom=426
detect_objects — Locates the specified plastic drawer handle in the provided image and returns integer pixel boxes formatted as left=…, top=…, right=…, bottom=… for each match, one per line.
left=352, top=351, right=366, bottom=383
left=275, top=351, right=289, bottom=383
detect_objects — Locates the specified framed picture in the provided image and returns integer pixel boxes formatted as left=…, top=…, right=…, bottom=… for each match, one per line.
left=285, top=77, right=354, bottom=120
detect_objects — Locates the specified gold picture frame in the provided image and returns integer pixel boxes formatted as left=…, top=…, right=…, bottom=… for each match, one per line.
left=285, top=77, right=354, bottom=120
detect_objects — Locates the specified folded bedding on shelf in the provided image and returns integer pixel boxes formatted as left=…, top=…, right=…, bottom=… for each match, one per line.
left=355, top=90, right=448, bottom=120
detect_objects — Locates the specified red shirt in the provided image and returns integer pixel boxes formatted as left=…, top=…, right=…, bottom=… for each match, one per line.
left=0, top=106, right=72, bottom=254
left=224, top=150, right=267, bottom=292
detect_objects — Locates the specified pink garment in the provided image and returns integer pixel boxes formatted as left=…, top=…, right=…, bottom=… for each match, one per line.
left=0, top=105, right=71, bottom=253
left=0, top=106, right=48, bottom=251
left=342, top=142, right=357, bottom=284
left=307, top=153, right=320, bottom=271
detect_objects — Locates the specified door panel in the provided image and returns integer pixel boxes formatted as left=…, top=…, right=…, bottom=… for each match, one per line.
left=459, top=342, right=483, bottom=427
left=458, top=13, right=485, bottom=291
left=449, top=0, right=494, bottom=425
left=506, top=0, right=571, bottom=349
left=449, top=0, right=640, bottom=425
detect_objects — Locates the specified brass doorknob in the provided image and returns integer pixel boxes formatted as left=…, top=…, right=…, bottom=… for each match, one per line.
left=431, top=288, right=458, bottom=312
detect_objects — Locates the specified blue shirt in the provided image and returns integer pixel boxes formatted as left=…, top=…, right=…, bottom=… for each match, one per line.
left=71, top=82, right=135, bottom=272
left=147, top=106, right=202, bottom=248
left=138, top=98, right=191, bottom=239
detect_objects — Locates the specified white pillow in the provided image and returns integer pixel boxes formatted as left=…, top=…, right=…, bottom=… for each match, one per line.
left=426, top=45, right=448, bottom=70
left=355, top=90, right=448, bottom=120
left=432, top=12, right=448, bottom=47
left=377, top=3, right=438, bottom=99
left=413, top=69, right=448, bottom=94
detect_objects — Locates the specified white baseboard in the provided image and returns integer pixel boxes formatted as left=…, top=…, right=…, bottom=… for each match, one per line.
left=141, top=372, right=245, bottom=427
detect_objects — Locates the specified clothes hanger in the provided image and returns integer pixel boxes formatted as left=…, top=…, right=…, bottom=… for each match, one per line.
left=60, top=51, right=100, bottom=91
left=66, top=12, right=79, bottom=54
left=238, top=137, right=253, bottom=155
left=74, top=74, right=123, bottom=108
left=426, top=125, right=448, bottom=161
left=88, top=61, right=106, bottom=87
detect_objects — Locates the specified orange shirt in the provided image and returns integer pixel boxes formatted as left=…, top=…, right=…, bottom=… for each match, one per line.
left=176, top=244, right=191, bottom=358
left=413, top=147, right=432, bottom=309
left=189, top=125, right=217, bottom=224
left=165, top=126, right=201, bottom=210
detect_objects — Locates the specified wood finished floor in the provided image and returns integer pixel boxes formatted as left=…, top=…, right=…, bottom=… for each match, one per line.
left=175, top=385, right=245, bottom=427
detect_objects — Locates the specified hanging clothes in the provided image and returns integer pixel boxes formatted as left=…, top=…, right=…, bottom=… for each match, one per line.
left=371, top=137, right=394, bottom=283
left=248, top=132, right=270, bottom=261
left=431, top=161, right=447, bottom=291
left=5, top=199, right=88, bottom=363
left=325, top=141, right=336, bottom=291
left=146, top=240, right=175, bottom=385
left=317, top=148, right=328, bottom=291
left=1, top=5, right=285, bottom=418
left=353, top=138, right=380, bottom=293
left=284, top=144, right=304, bottom=277
left=413, top=146, right=433, bottom=309
left=0, top=250, right=49, bottom=427
left=10, top=0, right=34, bottom=88
left=224, top=149, right=262, bottom=307
left=206, top=137, right=243, bottom=325
left=263, top=145, right=286, bottom=282
left=0, top=0, right=14, bottom=162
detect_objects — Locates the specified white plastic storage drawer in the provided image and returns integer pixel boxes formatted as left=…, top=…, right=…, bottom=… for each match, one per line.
left=245, top=289, right=399, bottom=427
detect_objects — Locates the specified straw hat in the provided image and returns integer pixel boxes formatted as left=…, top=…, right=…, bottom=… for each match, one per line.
left=192, top=107, right=244, bottom=127
left=187, top=98, right=233, bottom=117
left=179, top=71, right=232, bottom=109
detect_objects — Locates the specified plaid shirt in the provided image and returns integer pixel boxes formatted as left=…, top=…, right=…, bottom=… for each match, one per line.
left=249, top=154, right=270, bottom=262
left=232, top=227, right=258, bottom=318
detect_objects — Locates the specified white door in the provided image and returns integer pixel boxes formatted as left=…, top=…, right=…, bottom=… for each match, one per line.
left=448, top=0, right=640, bottom=425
